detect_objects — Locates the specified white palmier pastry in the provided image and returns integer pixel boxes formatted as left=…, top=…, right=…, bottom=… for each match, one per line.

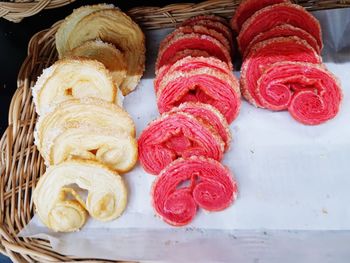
left=57, top=7, right=145, bottom=95
left=47, top=125, right=137, bottom=173
left=33, top=160, right=127, bottom=232
left=32, top=58, right=118, bottom=115
left=34, top=98, right=135, bottom=158
left=56, top=4, right=115, bottom=58
left=66, top=40, right=127, bottom=89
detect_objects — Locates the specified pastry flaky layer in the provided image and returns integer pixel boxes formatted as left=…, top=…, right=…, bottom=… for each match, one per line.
left=56, top=4, right=145, bottom=95
left=66, top=40, right=127, bottom=89
left=34, top=98, right=137, bottom=173
left=32, top=58, right=118, bottom=115
left=50, top=126, right=137, bottom=173
left=33, top=160, right=127, bottom=232
left=55, top=4, right=115, bottom=58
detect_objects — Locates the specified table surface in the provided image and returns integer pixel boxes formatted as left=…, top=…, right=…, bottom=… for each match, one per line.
left=0, top=0, right=201, bottom=136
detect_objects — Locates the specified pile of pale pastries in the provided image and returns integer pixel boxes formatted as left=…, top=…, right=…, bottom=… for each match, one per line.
left=32, top=4, right=145, bottom=232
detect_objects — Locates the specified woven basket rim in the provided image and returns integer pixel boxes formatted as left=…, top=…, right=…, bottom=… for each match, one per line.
left=0, top=0, right=77, bottom=22
left=1, top=0, right=350, bottom=23
left=1, top=1, right=350, bottom=262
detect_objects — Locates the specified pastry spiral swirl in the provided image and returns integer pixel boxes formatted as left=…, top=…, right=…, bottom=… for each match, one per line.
left=33, top=160, right=127, bottom=232
left=240, top=36, right=321, bottom=107
left=230, top=0, right=289, bottom=32
left=58, top=7, right=145, bottom=95
left=257, top=62, right=342, bottom=125
left=55, top=4, right=114, bottom=58
left=32, top=58, right=117, bottom=115
left=152, top=157, right=237, bottom=226
left=156, top=56, right=240, bottom=123
left=237, top=3, right=322, bottom=53
left=35, top=98, right=135, bottom=163
left=48, top=126, right=137, bottom=173
left=169, top=102, right=231, bottom=151
left=138, top=111, right=224, bottom=175
left=66, top=40, right=127, bottom=89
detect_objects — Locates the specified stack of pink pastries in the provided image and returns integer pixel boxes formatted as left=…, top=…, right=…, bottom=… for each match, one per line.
left=139, top=15, right=240, bottom=226
left=232, top=0, right=342, bottom=125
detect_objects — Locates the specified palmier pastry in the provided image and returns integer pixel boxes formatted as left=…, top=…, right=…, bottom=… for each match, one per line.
left=243, top=24, right=320, bottom=58
left=160, top=25, right=231, bottom=57
left=152, top=156, right=237, bottom=226
left=46, top=126, right=137, bottom=173
left=257, top=62, right=342, bottom=125
left=138, top=112, right=224, bottom=175
left=156, top=56, right=240, bottom=123
left=240, top=36, right=321, bottom=107
left=181, top=15, right=234, bottom=53
left=66, top=40, right=127, bottom=88
left=230, top=0, right=289, bottom=32
left=35, top=98, right=135, bottom=160
left=170, top=102, right=231, bottom=151
left=58, top=7, right=145, bottom=95
left=32, top=58, right=117, bottom=115
left=156, top=33, right=232, bottom=71
left=56, top=4, right=114, bottom=58
left=237, top=3, right=322, bottom=53
left=33, top=160, right=127, bottom=232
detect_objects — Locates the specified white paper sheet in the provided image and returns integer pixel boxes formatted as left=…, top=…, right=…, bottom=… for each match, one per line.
left=19, top=8, right=350, bottom=262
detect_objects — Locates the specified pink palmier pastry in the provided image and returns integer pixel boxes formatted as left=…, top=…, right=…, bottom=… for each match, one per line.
left=156, top=56, right=240, bottom=123
left=154, top=55, right=233, bottom=93
left=181, top=15, right=234, bottom=51
left=237, top=3, right=322, bottom=53
left=240, top=36, right=321, bottom=107
left=230, top=0, right=290, bottom=32
left=159, top=25, right=231, bottom=56
left=138, top=112, right=224, bottom=175
left=152, top=156, right=238, bottom=226
left=243, top=24, right=321, bottom=58
left=256, top=61, right=342, bottom=125
left=155, top=49, right=211, bottom=76
left=156, top=33, right=233, bottom=71
left=170, top=102, right=231, bottom=151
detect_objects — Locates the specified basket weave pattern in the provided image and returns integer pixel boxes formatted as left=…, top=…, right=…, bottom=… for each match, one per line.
left=1, top=1, right=350, bottom=262
left=128, top=0, right=350, bottom=29
left=0, top=0, right=76, bottom=22
left=1, top=0, right=350, bottom=23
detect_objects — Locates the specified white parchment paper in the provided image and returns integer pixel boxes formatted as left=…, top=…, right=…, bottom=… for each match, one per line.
left=19, top=8, right=350, bottom=262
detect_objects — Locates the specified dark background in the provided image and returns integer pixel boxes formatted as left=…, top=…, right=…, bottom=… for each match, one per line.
left=0, top=0, right=202, bottom=136
left=0, top=1, right=197, bottom=262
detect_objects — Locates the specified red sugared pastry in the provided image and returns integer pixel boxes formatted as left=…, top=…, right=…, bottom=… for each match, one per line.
left=181, top=15, right=233, bottom=51
left=237, top=3, right=322, bottom=53
left=256, top=62, right=342, bottom=125
left=240, top=36, right=321, bottom=107
left=138, top=112, right=224, bottom=175
left=156, top=56, right=240, bottom=123
left=170, top=102, right=231, bottom=151
left=231, top=0, right=290, bottom=32
left=156, top=33, right=233, bottom=71
left=152, top=156, right=238, bottom=226
left=243, top=24, right=321, bottom=58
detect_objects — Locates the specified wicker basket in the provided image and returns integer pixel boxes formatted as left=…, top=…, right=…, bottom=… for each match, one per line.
left=1, top=0, right=350, bottom=23
left=128, top=0, right=350, bottom=29
left=1, top=0, right=350, bottom=262
left=0, top=0, right=76, bottom=22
